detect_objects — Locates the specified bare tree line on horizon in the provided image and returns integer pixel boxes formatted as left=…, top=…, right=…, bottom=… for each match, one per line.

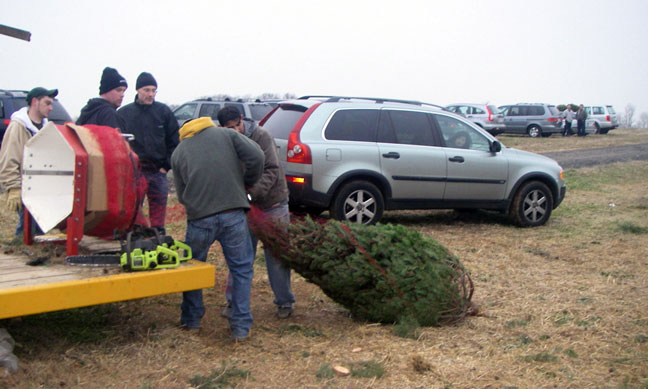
left=167, top=92, right=297, bottom=111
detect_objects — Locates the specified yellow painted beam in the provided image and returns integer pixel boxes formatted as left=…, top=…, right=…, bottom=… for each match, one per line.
left=0, top=260, right=215, bottom=319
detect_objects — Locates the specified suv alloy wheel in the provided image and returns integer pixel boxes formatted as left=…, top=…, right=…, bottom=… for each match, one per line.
left=510, top=181, right=554, bottom=227
left=330, top=181, right=384, bottom=225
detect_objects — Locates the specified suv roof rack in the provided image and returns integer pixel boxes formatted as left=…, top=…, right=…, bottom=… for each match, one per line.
left=298, top=95, right=450, bottom=111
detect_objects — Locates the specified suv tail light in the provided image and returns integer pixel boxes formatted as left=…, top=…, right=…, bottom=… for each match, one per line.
left=3, top=119, right=10, bottom=126
left=547, top=117, right=560, bottom=122
left=287, top=132, right=311, bottom=164
left=486, top=105, right=493, bottom=122
left=286, top=103, right=321, bottom=164
left=605, top=115, right=610, bottom=121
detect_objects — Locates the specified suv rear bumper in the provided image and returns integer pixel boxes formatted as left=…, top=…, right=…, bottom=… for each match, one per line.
left=286, top=175, right=331, bottom=208
left=477, top=122, right=505, bottom=135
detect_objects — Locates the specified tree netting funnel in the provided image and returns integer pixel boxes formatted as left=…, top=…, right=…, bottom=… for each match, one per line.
left=22, top=122, right=146, bottom=254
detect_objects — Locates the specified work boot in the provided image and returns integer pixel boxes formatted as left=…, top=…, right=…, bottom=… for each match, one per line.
left=277, top=306, right=293, bottom=319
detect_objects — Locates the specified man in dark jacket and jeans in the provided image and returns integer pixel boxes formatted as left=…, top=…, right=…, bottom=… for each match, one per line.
left=118, top=72, right=179, bottom=234
left=217, top=106, right=295, bottom=319
left=171, top=117, right=264, bottom=340
left=77, top=67, right=128, bottom=131
left=576, top=104, right=588, bottom=137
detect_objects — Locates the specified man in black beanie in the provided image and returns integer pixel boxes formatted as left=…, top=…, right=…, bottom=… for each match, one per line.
left=77, top=67, right=129, bottom=131
left=117, top=72, right=179, bottom=234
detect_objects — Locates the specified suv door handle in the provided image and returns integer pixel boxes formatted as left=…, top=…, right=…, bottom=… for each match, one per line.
left=382, top=152, right=400, bottom=159
left=449, top=156, right=465, bottom=163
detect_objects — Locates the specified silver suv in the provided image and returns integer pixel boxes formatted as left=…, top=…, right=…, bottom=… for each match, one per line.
left=584, top=105, right=618, bottom=134
left=445, top=103, right=505, bottom=136
left=502, top=103, right=563, bottom=137
left=261, top=96, right=566, bottom=227
left=172, top=99, right=274, bottom=127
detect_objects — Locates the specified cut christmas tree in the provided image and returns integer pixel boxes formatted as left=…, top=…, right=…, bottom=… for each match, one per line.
left=249, top=207, right=474, bottom=326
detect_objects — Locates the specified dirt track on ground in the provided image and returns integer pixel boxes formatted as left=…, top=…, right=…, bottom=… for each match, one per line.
left=541, top=142, right=648, bottom=169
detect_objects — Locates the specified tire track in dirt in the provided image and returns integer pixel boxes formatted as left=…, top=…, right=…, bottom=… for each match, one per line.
left=541, top=142, right=648, bottom=169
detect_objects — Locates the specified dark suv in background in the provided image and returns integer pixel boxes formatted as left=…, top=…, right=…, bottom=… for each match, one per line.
left=1, top=89, right=72, bottom=147
left=172, top=98, right=274, bottom=127
left=501, top=103, right=562, bottom=137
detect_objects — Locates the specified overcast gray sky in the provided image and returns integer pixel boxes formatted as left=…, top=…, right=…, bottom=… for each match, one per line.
left=2, top=0, right=647, bottom=120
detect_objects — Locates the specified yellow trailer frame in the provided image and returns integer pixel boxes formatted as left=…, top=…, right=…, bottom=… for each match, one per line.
left=0, top=253, right=215, bottom=319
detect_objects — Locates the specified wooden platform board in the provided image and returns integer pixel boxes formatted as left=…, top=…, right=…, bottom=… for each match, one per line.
left=0, top=252, right=215, bottom=319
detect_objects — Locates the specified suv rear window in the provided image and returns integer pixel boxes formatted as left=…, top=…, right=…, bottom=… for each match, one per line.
left=174, top=103, right=198, bottom=123
left=248, top=104, right=273, bottom=121
left=6, top=98, right=27, bottom=118
left=547, top=105, right=559, bottom=115
left=378, top=110, right=436, bottom=146
left=262, top=104, right=307, bottom=140
left=607, top=106, right=616, bottom=114
left=49, top=100, right=71, bottom=123
left=324, top=109, right=378, bottom=142
left=199, top=103, right=222, bottom=119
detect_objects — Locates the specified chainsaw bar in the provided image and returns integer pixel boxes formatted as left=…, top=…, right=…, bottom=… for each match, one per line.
left=66, top=253, right=121, bottom=267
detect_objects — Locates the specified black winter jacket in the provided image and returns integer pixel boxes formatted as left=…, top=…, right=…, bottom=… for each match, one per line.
left=76, top=98, right=127, bottom=132
left=117, top=98, right=179, bottom=172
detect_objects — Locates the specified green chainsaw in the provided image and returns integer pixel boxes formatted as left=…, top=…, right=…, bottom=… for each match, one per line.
left=66, top=229, right=192, bottom=271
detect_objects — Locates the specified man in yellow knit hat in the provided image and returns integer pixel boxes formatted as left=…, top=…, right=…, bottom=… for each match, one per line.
left=171, top=117, right=264, bottom=341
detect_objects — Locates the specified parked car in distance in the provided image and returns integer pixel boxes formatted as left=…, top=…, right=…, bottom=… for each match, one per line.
left=445, top=103, right=505, bottom=136
left=583, top=105, right=618, bottom=134
left=501, top=103, right=562, bottom=137
left=261, top=95, right=566, bottom=227
left=1, top=89, right=72, bottom=147
left=172, top=98, right=274, bottom=127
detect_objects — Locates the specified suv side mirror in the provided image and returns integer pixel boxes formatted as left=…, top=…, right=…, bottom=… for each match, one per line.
left=489, top=140, right=502, bottom=153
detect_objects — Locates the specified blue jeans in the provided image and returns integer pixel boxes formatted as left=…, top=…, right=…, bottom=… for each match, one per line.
left=226, top=201, right=294, bottom=308
left=577, top=120, right=586, bottom=136
left=182, top=210, right=255, bottom=337
left=142, top=171, right=168, bottom=234
left=15, top=208, right=44, bottom=237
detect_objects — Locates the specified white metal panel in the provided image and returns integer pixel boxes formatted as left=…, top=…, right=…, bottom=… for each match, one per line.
left=22, top=122, right=75, bottom=232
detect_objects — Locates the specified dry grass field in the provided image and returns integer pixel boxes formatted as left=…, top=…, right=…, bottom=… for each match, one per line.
left=1, top=129, right=647, bottom=388
left=497, top=128, right=648, bottom=154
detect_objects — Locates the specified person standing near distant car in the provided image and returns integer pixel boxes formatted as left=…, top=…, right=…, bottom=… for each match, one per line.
left=217, top=106, right=296, bottom=319
left=0, top=87, right=58, bottom=237
left=562, top=104, right=575, bottom=136
left=117, top=72, right=179, bottom=234
left=576, top=104, right=588, bottom=137
left=77, top=67, right=129, bottom=131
